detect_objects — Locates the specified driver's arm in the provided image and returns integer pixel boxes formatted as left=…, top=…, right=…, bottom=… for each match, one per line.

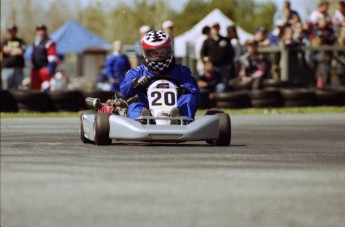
left=179, top=66, right=200, bottom=101
left=120, top=68, right=140, bottom=99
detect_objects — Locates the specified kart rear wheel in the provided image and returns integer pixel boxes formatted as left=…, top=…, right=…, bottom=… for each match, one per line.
left=80, top=110, right=96, bottom=143
left=214, top=113, right=231, bottom=146
left=204, top=110, right=231, bottom=146
left=94, top=113, right=112, bottom=146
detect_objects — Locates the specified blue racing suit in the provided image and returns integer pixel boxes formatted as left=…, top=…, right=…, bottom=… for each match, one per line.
left=105, top=53, right=131, bottom=92
left=120, top=65, right=200, bottom=119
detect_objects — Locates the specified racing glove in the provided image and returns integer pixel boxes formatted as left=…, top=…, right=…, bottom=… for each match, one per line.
left=132, top=76, right=150, bottom=88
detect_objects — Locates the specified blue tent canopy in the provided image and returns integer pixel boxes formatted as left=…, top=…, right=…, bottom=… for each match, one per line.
left=25, top=19, right=111, bottom=60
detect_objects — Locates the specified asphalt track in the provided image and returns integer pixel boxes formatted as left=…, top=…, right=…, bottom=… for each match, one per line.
left=1, top=114, right=345, bottom=227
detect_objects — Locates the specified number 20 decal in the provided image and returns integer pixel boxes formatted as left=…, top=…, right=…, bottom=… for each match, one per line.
left=151, top=91, right=176, bottom=106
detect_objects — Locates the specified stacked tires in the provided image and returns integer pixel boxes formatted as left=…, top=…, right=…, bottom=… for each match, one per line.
left=1, top=90, right=18, bottom=112
left=49, top=90, right=84, bottom=112
left=214, top=91, right=251, bottom=109
left=249, top=89, right=284, bottom=108
left=10, top=90, right=55, bottom=112
left=280, top=88, right=318, bottom=107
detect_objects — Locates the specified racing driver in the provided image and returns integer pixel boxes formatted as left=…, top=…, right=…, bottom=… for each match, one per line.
left=120, top=30, right=200, bottom=120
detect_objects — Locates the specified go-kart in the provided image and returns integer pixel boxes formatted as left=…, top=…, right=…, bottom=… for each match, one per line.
left=80, top=75, right=231, bottom=146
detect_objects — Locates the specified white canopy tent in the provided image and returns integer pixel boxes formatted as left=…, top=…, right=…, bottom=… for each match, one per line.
left=174, top=9, right=253, bottom=58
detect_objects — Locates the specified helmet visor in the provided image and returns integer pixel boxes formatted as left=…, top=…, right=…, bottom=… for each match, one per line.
left=143, top=46, right=173, bottom=62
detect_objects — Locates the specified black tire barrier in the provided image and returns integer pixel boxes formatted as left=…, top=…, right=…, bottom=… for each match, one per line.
left=280, top=88, right=318, bottom=107
left=263, top=79, right=292, bottom=89
left=10, top=90, right=56, bottom=112
left=199, top=88, right=215, bottom=109
left=214, top=91, right=251, bottom=108
left=284, top=100, right=316, bottom=107
left=1, top=90, right=18, bottom=112
left=314, top=89, right=345, bottom=106
left=249, top=89, right=282, bottom=99
left=323, top=85, right=345, bottom=106
left=249, top=89, right=284, bottom=108
left=229, top=81, right=252, bottom=91
left=49, top=91, right=84, bottom=112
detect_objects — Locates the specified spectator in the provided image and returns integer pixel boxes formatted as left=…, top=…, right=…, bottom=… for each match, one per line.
left=337, top=26, right=345, bottom=45
left=311, top=17, right=336, bottom=46
left=200, top=22, right=234, bottom=92
left=162, top=20, right=174, bottom=40
left=281, top=26, right=311, bottom=84
left=310, top=17, right=336, bottom=88
left=104, top=40, right=131, bottom=92
left=197, top=58, right=221, bottom=93
left=135, top=25, right=150, bottom=66
left=195, top=26, right=211, bottom=76
left=227, top=25, right=243, bottom=74
left=274, top=0, right=300, bottom=25
left=268, top=19, right=287, bottom=47
left=1, top=24, right=26, bottom=90
left=309, top=1, right=332, bottom=25
left=254, top=27, right=270, bottom=47
left=96, top=65, right=112, bottom=91
left=333, top=1, right=345, bottom=34
left=50, top=71, right=68, bottom=91
left=31, top=24, right=58, bottom=90
left=231, top=40, right=269, bottom=90
left=336, top=26, right=345, bottom=84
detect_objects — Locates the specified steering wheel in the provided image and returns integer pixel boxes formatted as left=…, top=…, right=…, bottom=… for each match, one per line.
left=148, top=75, right=181, bottom=87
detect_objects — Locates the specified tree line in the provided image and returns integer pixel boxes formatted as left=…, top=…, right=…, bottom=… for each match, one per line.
left=2, top=0, right=276, bottom=45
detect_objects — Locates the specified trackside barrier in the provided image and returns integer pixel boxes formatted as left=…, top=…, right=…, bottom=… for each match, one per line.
left=1, top=86, right=344, bottom=112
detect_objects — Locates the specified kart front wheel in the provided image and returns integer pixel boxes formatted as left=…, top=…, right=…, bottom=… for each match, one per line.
left=80, top=110, right=96, bottom=143
left=214, top=113, right=231, bottom=146
left=94, top=113, right=112, bottom=145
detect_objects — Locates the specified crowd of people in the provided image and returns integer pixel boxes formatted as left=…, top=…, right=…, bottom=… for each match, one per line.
left=196, top=0, right=345, bottom=92
left=1, top=24, right=66, bottom=91
left=1, top=0, right=345, bottom=93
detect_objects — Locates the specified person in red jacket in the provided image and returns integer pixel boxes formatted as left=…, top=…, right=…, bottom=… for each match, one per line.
left=30, top=24, right=58, bottom=90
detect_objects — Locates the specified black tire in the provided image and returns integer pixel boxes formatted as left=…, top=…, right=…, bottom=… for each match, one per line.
left=284, top=100, right=314, bottom=107
left=94, top=113, right=112, bottom=145
left=314, top=89, right=344, bottom=106
left=280, top=88, right=315, bottom=100
left=1, top=90, right=18, bottom=112
left=10, top=90, right=56, bottom=112
left=205, top=109, right=224, bottom=144
left=249, top=89, right=281, bottom=99
left=251, top=98, right=284, bottom=108
left=263, top=79, right=292, bottom=89
left=214, top=113, right=231, bottom=146
left=49, top=90, right=84, bottom=112
left=214, top=91, right=249, bottom=102
left=80, top=110, right=96, bottom=143
left=214, top=91, right=251, bottom=108
left=205, top=109, right=224, bottom=115
left=280, top=88, right=318, bottom=106
left=216, top=101, right=242, bottom=109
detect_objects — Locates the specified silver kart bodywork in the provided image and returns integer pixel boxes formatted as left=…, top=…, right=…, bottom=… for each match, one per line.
left=81, top=114, right=220, bottom=142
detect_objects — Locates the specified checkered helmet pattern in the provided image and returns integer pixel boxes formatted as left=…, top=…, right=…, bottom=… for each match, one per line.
left=144, top=55, right=174, bottom=72
left=141, top=30, right=174, bottom=72
left=142, top=30, right=170, bottom=48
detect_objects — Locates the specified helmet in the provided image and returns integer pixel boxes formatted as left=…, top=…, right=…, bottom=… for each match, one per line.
left=141, top=30, right=174, bottom=73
